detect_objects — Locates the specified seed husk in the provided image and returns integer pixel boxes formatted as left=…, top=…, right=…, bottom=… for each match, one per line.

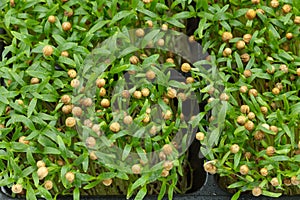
left=48, top=15, right=56, bottom=23
left=96, top=78, right=106, bottom=88
left=196, top=132, right=205, bottom=141
left=133, top=91, right=142, bottom=99
left=181, top=63, right=191, bottom=73
left=146, top=70, right=156, bottom=80
left=102, top=178, right=113, bottom=186
left=254, top=131, right=265, bottom=140
left=245, top=121, right=255, bottom=131
left=44, top=180, right=53, bottom=190
left=89, top=151, right=98, bottom=160
left=239, top=86, right=248, bottom=93
left=110, top=122, right=121, bottom=133
left=222, top=48, right=232, bottom=57
left=271, top=177, right=279, bottom=186
left=167, top=88, right=177, bottom=98
left=65, top=117, right=76, bottom=127
left=252, top=187, right=262, bottom=196
left=241, top=105, right=250, bottom=114
left=236, top=40, right=246, bottom=49
left=43, top=45, right=53, bottom=56
left=131, top=164, right=141, bottom=174
left=241, top=53, right=250, bottom=63
left=12, top=184, right=23, bottom=194
left=37, top=160, right=46, bottom=168
left=243, top=34, right=252, bottom=43
left=101, top=99, right=110, bottom=108
left=62, top=22, right=72, bottom=31
left=19, top=136, right=29, bottom=144
left=61, top=94, right=71, bottom=104
left=248, top=89, right=258, bottom=97
left=266, top=146, right=276, bottom=156
left=70, top=79, right=80, bottom=88
left=123, top=116, right=133, bottom=125
left=162, top=144, right=173, bottom=155
left=260, top=168, right=268, bottom=176
left=237, top=116, right=247, bottom=125
left=37, top=166, right=49, bottom=180
left=68, top=69, right=77, bottom=78
left=186, top=77, right=194, bottom=84
left=230, top=144, right=240, bottom=154
left=135, top=28, right=145, bottom=37
left=244, top=69, right=252, bottom=78
left=161, top=24, right=168, bottom=31
left=219, top=93, right=229, bottom=101
left=294, top=16, right=300, bottom=24
left=222, top=32, right=233, bottom=42
left=272, top=87, right=280, bottom=95
left=157, top=38, right=165, bottom=46
left=282, top=4, right=292, bottom=13
left=270, top=0, right=279, bottom=8
left=65, top=172, right=75, bottom=183
left=240, top=165, right=249, bottom=175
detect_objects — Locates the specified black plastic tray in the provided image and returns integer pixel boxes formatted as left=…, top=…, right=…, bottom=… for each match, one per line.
left=2, top=174, right=300, bottom=200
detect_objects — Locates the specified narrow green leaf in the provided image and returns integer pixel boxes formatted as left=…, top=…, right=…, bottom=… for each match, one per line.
left=262, top=190, right=282, bottom=198
left=110, top=10, right=133, bottom=25
left=26, top=183, right=37, bottom=200
left=7, top=114, right=35, bottom=130
left=27, top=98, right=37, bottom=118
left=135, top=186, right=147, bottom=200
left=231, top=190, right=241, bottom=200
left=122, top=144, right=132, bottom=161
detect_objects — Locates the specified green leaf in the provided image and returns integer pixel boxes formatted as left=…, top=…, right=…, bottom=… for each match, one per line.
left=7, top=114, right=35, bottom=130
left=234, top=52, right=243, bottom=72
left=110, top=10, right=133, bottom=25
left=38, top=186, right=52, bottom=200
left=277, top=49, right=294, bottom=61
left=158, top=181, right=166, bottom=200
left=26, top=182, right=37, bottom=200
left=116, top=171, right=129, bottom=180
left=43, top=147, right=61, bottom=155
left=110, top=64, right=131, bottom=74
left=58, top=56, right=76, bottom=67
left=137, top=7, right=158, bottom=18
left=27, top=98, right=37, bottom=118
left=262, top=190, right=282, bottom=198
left=172, top=11, right=193, bottom=19
left=166, top=17, right=185, bottom=28
left=168, top=184, right=174, bottom=200
left=269, top=155, right=289, bottom=162
left=128, top=175, right=149, bottom=196
left=220, top=151, right=231, bottom=166
left=231, top=190, right=241, bottom=200
left=135, top=186, right=147, bottom=200
left=88, top=20, right=109, bottom=34
left=52, top=34, right=66, bottom=46
left=83, top=179, right=101, bottom=190
left=76, top=173, right=95, bottom=182
left=228, top=181, right=246, bottom=189
left=8, top=70, right=26, bottom=86
left=268, top=24, right=280, bottom=39
left=233, top=151, right=242, bottom=170
left=22, top=166, right=35, bottom=178
left=97, top=172, right=117, bottom=180
left=122, top=144, right=132, bottom=161
left=73, top=187, right=80, bottom=200
left=57, top=135, right=68, bottom=158
left=282, top=124, right=294, bottom=143
left=26, top=150, right=36, bottom=166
